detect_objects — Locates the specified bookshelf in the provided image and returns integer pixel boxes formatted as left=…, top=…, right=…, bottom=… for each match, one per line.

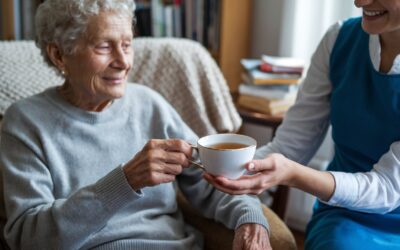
left=0, top=0, right=251, bottom=92
left=135, top=0, right=252, bottom=93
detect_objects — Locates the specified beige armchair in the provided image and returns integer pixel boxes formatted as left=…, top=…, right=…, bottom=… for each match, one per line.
left=0, top=39, right=296, bottom=250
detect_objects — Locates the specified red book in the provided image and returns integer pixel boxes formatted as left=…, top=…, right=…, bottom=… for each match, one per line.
left=260, top=55, right=305, bottom=74
left=260, top=61, right=303, bottom=74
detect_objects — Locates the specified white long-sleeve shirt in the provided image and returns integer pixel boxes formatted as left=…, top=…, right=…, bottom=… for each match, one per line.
left=256, top=21, right=400, bottom=214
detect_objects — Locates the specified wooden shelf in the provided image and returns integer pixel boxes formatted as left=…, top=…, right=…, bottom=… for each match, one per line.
left=1, top=1, right=16, bottom=40
left=236, top=106, right=284, bottom=126
left=236, top=105, right=284, bottom=137
left=219, top=0, right=252, bottom=93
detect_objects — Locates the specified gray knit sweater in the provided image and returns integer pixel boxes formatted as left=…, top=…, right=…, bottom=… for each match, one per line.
left=0, top=84, right=268, bottom=250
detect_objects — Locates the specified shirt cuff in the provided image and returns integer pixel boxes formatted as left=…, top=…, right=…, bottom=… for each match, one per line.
left=321, top=171, right=358, bottom=207
left=235, top=209, right=270, bottom=235
left=95, top=165, right=143, bottom=213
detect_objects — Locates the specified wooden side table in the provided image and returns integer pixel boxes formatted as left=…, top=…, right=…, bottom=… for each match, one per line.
left=236, top=106, right=284, bottom=138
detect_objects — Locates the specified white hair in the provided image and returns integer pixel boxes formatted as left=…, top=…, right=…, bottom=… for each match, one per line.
left=35, top=0, right=136, bottom=68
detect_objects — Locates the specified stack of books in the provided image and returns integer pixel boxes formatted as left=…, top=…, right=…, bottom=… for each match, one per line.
left=237, top=55, right=305, bottom=115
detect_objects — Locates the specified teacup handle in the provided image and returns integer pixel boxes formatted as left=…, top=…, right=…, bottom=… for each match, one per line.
left=189, top=144, right=206, bottom=171
left=191, top=144, right=199, bottom=155
left=188, top=160, right=206, bottom=171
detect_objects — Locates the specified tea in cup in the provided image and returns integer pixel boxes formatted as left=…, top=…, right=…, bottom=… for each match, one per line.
left=192, top=133, right=257, bottom=179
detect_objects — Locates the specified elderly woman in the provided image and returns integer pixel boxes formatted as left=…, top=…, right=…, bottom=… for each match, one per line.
left=0, top=0, right=270, bottom=249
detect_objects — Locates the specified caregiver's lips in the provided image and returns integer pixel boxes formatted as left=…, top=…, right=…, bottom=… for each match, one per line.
left=363, top=9, right=388, bottom=20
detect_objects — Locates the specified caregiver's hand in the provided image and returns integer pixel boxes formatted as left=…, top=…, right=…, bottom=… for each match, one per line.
left=204, top=153, right=294, bottom=195
left=204, top=153, right=335, bottom=201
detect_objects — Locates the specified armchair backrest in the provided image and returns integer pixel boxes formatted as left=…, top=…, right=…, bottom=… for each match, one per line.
left=129, top=38, right=241, bottom=136
left=131, top=38, right=241, bottom=136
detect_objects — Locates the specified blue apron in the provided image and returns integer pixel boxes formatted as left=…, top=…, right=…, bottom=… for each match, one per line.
left=305, top=18, right=400, bottom=250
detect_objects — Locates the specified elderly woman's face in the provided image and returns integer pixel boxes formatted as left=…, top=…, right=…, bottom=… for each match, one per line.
left=62, top=11, right=133, bottom=107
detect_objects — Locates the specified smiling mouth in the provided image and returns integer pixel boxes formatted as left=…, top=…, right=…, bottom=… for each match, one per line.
left=102, top=77, right=125, bottom=84
left=103, top=77, right=123, bottom=80
left=363, top=10, right=387, bottom=17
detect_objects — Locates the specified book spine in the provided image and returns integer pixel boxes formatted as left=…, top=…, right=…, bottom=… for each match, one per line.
left=213, top=0, right=221, bottom=53
left=172, top=1, right=182, bottom=37
left=164, top=4, right=173, bottom=37
left=184, top=0, right=193, bottom=39
left=151, top=0, right=164, bottom=37
left=13, top=0, right=22, bottom=40
left=260, top=61, right=303, bottom=74
left=196, top=0, right=204, bottom=44
left=191, top=0, right=197, bottom=40
left=253, top=78, right=299, bottom=85
left=135, top=1, right=152, bottom=37
left=21, top=0, right=35, bottom=39
left=203, top=0, right=210, bottom=47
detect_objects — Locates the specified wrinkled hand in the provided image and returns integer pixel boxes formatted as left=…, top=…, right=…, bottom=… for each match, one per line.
left=233, top=223, right=271, bottom=250
left=123, top=139, right=192, bottom=191
left=204, top=153, right=294, bottom=195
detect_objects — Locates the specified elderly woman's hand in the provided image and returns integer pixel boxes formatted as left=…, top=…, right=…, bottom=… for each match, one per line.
left=233, top=223, right=271, bottom=250
left=123, top=139, right=192, bottom=191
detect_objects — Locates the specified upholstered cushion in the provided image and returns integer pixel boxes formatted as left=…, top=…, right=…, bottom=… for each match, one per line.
left=0, top=41, right=61, bottom=114
left=127, top=38, right=242, bottom=136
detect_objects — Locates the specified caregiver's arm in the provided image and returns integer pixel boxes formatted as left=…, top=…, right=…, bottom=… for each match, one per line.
left=206, top=142, right=400, bottom=214
left=326, top=141, right=400, bottom=214
left=204, top=153, right=335, bottom=201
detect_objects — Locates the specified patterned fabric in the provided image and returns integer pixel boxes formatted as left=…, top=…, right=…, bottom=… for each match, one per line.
left=0, top=38, right=241, bottom=136
left=129, top=38, right=242, bottom=136
left=0, top=41, right=62, bottom=114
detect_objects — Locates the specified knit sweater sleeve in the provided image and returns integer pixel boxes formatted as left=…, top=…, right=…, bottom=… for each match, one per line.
left=177, top=168, right=269, bottom=231
left=0, top=106, right=139, bottom=250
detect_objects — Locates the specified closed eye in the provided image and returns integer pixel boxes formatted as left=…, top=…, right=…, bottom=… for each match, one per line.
left=122, top=42, right=132, bottom=51
left=96, top=42, right=111, bottom=51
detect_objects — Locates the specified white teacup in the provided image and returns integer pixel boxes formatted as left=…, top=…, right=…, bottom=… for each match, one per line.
left=192, top=133, right=257, bottom=179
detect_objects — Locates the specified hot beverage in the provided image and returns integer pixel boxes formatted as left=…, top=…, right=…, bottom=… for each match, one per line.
left=208, top=142, right=248, bottom=150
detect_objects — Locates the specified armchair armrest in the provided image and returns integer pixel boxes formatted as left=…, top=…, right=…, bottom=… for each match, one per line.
left=177, top=191, right=296, bottom=250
